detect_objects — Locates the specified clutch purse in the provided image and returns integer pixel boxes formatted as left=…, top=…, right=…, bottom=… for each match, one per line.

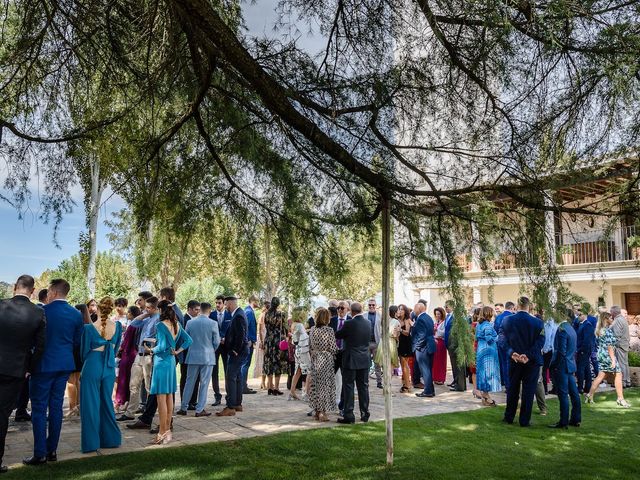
left=278, top=339, right=289, bottom=351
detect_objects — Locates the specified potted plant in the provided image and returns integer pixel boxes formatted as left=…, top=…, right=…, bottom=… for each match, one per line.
left=627, top=236, right=640, bottom=260
left=558, top=244, right=574, bottom=265
left=629, top=351, right=640, bottom=387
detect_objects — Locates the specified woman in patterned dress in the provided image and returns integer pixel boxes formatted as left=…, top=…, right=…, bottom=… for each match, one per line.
left=309, top=308, right=337, bottom=422
left=585, top=312, right=630, bottom=408
left=254, top=301, right=269, bottom=389
left=262, top=297, right=288, bottom=395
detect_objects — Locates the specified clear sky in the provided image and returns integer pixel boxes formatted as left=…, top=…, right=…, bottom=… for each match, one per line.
left=0, top=1, right=322, bottom=284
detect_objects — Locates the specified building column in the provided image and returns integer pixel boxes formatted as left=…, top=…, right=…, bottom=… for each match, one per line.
left=472, top=287, right=482, bottom=305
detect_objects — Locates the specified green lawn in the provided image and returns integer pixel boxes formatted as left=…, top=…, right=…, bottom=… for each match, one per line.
left=7, top=389, right=639, bottom=479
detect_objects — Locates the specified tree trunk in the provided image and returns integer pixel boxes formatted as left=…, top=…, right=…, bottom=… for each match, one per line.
left=381, top=197, right=393, bottom=465
left=86, top=157, right=104, bottom=299
left=264, top=226, right=275, bottom=300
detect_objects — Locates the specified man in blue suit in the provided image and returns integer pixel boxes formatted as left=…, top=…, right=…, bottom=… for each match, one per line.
left=412, top=302, right=437, bottom=398
left=495, top=301, right=516, bottom=390
left=549, top=308, right=581, bottom=429
left=575, top=307, right=595, bottom=394
left=210, top=295, right=232, bottom=406
left=501, top=296, right=545, bottom=427
left=177, top=302, right=220, bottom=417
left=241, top=295, right=259, bottom=395
left=24, top=279, right=83, bottom=466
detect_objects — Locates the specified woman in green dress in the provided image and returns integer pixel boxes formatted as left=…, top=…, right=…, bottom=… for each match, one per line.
left=585, top=312, right=630, bottom=408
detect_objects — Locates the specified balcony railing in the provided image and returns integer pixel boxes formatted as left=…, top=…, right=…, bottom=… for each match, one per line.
left=556, top=225, right=639, bottom=265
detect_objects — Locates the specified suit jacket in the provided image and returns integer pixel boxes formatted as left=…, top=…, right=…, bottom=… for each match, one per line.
left=37, top=299, right=83, bottom=373
left=0, top=295, right=47, bottom=377
left=177, top=313, right=193, bottom=364
left=550, top=321, right=577, bottom=374
left=502, top=310, right=545, bottom=366
left=225, top=307, right=248, bottom=355
left=576, top=320, right=595, bottom=355
left=612, top=314, right=630, bottom=351
left=185, top=314, right=220, bottom=365
left=244, top=306, right=257, bottom=343
left=367, top=311, right=382, bottom=344
left=173, top=303, right=185, bottom=328
left=411, top=312, right=437, bottom=354
left=335, top=314, right=370, bottom=370
left=495, top=310, right=514, bottom=349
left=210, top=309, right=232, bottom=338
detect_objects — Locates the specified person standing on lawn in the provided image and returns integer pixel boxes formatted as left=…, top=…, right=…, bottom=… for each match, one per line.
left=548, top=308, right=581, bottom=429
left=335, top=302, right=371, bottom=424
left=501, top=296, right=545, bottom=427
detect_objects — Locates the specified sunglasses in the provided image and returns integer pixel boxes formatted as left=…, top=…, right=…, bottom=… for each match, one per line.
left=368, top=304, right=376, bottom=307
left=337, top=306, right=346, bottom=310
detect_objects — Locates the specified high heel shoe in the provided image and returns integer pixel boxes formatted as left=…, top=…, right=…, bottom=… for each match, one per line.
left=616, top=398, right=630, bottom=408
left=162, top=432, right=173, bottom=444
left=472, top=390, right=482, bottom=399
left=318, top=412, right=329, bottom=422
left=150, top=433, right=165, bottom=445
left=584, top=393, right=593, bottom=404
left=481, top=397, right=497, bottom=407
left=268, top=389, right=274, bottom=396
left=273, top=389, right=284, bottom=396
left=287, top=393, right=300, bottom=401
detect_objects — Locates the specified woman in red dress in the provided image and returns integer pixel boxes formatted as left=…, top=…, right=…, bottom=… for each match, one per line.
left=432, top=307, right=448, bottom=385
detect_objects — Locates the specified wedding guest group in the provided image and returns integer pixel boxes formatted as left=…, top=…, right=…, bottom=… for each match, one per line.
left=2, top=271, right=638, bottom=473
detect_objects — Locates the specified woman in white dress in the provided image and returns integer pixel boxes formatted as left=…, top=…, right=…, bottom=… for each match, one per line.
left=288, top=307, right=311, bottom=401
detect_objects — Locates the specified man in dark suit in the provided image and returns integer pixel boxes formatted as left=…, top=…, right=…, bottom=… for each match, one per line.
left=501, top=296, right=545, bottom=427
left=549, top=308, right=581, bottom=429
left=411, top=302, right=437, bottom=398
left=329, top=301, right=350, bottom=413
left=13, top=289, right=47, bottom=424
left=335, top=302, right=370, bottom=424
left=241, top=295, right=259, bottom=395
left=216, top=296, right=248, bottom=417
left=0, top=275, right=46, bottom=473
left=25, top=278, right=82, bottom=466
left=210, top=295, right=232, bottom=406
left=575, top=308, right=595, bottom=394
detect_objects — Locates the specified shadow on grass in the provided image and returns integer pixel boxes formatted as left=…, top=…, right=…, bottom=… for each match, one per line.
left=6, top=389, right=639, bottom=480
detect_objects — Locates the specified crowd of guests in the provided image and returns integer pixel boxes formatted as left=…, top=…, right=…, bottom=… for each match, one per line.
left=0, top=273, right=637, bottom=473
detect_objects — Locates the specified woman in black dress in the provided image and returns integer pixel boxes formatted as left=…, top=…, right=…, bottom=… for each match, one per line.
left=262, top=297, right=288, bottom=395
left=397, top=304, right=414, bottom=393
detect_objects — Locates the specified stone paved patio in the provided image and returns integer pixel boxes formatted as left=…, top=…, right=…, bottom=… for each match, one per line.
left=4, top=374, right=508, bottom=468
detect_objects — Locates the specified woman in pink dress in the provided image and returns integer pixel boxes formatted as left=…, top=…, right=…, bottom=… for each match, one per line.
left=114, top=306, right=141, bottom=413
left=432, top=307, right=448, bottom=385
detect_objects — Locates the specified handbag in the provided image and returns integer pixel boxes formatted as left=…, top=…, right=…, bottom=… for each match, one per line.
left=278, top=339, right=289, bottom=351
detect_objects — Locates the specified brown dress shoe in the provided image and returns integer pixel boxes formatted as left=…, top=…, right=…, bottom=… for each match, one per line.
left=233, top=406, right=243, bottom=412
left=195, top=410, right=212, bottom=417
left=215, top=407, right=236, bottom=417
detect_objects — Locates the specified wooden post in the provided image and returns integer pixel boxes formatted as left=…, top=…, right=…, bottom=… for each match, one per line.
left=381, top=196, right=393, bottom=465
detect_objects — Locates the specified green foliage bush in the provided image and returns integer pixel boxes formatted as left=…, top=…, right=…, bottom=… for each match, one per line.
left=628, top=351, right=640, bottom=368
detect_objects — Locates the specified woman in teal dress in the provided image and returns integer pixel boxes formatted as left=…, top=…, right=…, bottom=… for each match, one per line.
left=585, top=312, right=630, bottom=408
left=475, top=306, right=501, bottom=407
left=80, top=297, right=122, bottom=453
left=147, top=300, right=192, bottom=444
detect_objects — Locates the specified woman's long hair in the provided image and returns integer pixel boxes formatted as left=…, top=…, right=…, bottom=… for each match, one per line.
left=98, top=297, right=115, bottom=339
left=269, top=296, right=280, bottom=314
left=397, top=304, right=411, bottom=321
left=159, top=299, right=178, bottom=334
left=433, top=307, right=446, bottom=323
left=596, top=311, right=612, bottom=337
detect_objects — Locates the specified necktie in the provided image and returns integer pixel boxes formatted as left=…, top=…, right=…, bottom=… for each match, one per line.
left=337, top=318, right=344, bottom=349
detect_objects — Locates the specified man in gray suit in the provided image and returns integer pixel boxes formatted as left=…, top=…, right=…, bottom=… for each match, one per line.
left=611, top=306, right=630, bottom=387
left=366, top=299, right=383, bottom=389
left=335, top=302, right=371, bottom=424
left=176, top=302, right=220, bottom=417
